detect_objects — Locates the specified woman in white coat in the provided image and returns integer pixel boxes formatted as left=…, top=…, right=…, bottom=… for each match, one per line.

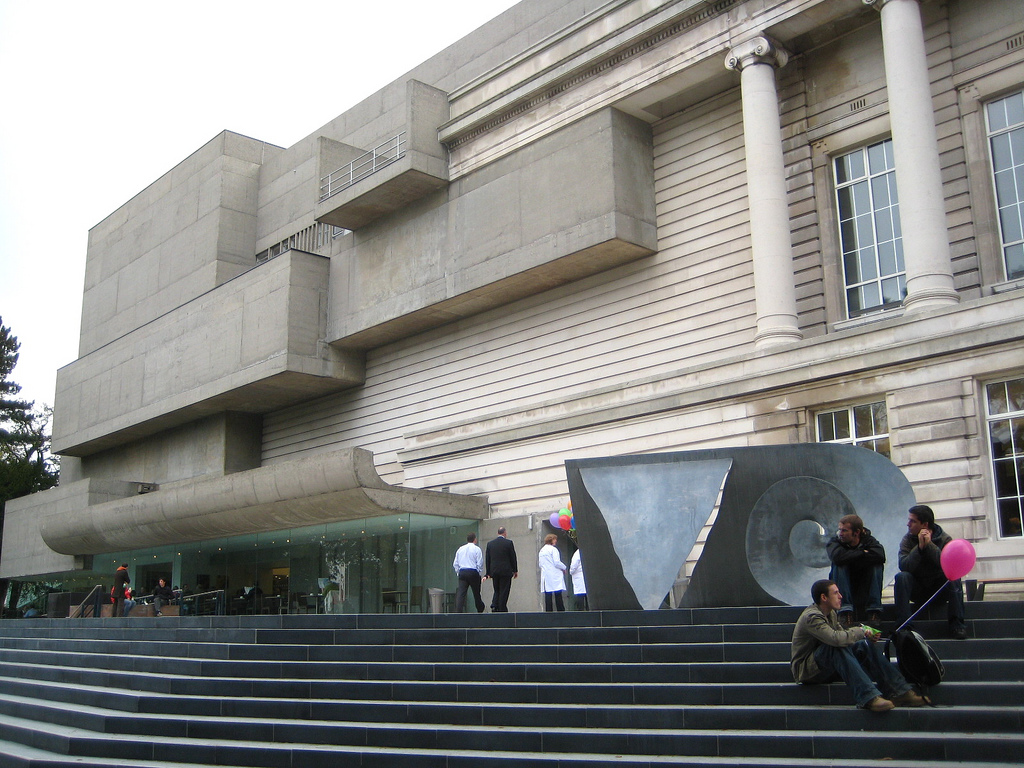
left=538, top=533, right=567, bottom=611
left=569, top=549, right=587, bottom=611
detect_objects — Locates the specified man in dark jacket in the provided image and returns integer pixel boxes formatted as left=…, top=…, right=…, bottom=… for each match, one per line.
left=894, top=504, right=966, bottom=639
left=110, top=564, right=130, bottom=618
left=152, top=578, right=175, bottom=616
left=826, top=514, right=885, bottom=627
left=485, top=527, right=518, bottom=612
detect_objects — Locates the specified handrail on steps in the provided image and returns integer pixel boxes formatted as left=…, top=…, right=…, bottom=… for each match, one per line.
left=68, top=584, right=105, bottom=619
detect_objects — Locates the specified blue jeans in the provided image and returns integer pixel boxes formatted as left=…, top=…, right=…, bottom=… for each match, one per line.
left=894, top=571, right=964, bottom=628
left=809, top=640, right=911, bottom=708
left=830, top=563, right=883, bottom=615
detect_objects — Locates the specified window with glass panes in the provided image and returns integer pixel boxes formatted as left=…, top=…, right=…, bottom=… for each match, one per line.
left=986, top=90, right=1024, bottom=281
left=986, top=377, right=1024, bottom=538
left=834, top=140, right=905, bottom=317
left=816, top=401, right=890, bottom=458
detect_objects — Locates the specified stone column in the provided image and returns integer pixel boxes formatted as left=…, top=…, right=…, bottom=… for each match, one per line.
left=865, top=0, right=958, bottom=311
left=726, top=36, right=802, bottom=349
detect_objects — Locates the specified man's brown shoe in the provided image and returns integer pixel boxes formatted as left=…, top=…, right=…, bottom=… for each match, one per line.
left=891, top=690, right=926, bottom=707
left=839, top=612, right=854, bottom=629
left=863, top=696, right=895, bottom=712
left=866, top=611, right=882, bottom=626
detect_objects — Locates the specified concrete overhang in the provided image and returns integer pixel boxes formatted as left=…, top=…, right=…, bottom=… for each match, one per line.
left=315, top=155, right=449, bottom=231
left=40, top=447, right=489, bottom=556
left=328, top=108, right=658, bottom=349
left=53, top=250, right=365, bottom=457
left=334, top=227, right=656, bottom=350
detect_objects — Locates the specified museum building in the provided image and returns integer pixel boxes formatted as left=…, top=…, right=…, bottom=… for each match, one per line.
left=2, top=0, right=1023, bottom=615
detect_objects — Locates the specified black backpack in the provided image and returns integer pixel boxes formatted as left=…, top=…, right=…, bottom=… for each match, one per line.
left=886, top=629, right=945, bottom=689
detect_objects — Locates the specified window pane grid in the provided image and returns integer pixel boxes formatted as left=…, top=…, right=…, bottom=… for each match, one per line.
left=816, top=401, right=890, bottom=458
left=834, top=140, right=905, bottom=316
left=985, top=377, right=1024, bottom=538
left=986, top=90, right=1024, bottom=281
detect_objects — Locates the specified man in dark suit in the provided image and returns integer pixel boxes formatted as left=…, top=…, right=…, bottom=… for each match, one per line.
left=485, top=527, right=518, bottom=612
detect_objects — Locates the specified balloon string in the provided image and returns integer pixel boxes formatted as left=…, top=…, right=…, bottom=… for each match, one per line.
left=893, top=579, right=949, bottom=634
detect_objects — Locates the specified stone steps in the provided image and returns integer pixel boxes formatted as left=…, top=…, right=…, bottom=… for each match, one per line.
left=0, top=601, right=1019, bottom=767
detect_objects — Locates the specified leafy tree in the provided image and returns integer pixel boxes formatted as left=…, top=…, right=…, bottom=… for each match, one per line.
left=1, top=317, right=60, bottom=560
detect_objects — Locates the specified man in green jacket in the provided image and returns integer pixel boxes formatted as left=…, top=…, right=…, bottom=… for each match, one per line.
left=791, top=579, right=925, bottom=711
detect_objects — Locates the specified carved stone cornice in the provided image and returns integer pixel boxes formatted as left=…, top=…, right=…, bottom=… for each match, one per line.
left=724, top=35, right=790, bottom=72
left=442, top=0, right=740, bottom=150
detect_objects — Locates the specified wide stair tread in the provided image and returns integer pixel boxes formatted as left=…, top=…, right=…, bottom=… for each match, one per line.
left=0, top=705, right=1020, bottom=768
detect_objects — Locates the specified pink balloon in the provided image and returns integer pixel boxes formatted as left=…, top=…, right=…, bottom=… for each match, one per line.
left=558, top=515, right=572, bottom=530
left=940, top=539, right=976, bottom=581
left=549, top=512, right=561, bottom=528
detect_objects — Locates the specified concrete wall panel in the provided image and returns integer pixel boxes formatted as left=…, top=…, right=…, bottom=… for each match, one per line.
left=79, top=132, right=270, bottom=356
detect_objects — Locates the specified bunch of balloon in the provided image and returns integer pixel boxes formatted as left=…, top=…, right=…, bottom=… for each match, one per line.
left=548, top=503, right=577, bottom=542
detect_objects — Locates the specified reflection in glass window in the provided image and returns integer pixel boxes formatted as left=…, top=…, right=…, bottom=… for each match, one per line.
left=816, top=401, right=890, bottom=458
left=834, top=140, right=906, bottom=317
left=20, top=513, right=480, bottom=617
left=986, top=90, right=1024, bottom=281
left=986, top=377, right=1024, bottom=538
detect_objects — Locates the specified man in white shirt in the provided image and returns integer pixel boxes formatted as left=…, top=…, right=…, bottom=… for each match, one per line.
left=453, top=533, right=486, bottom=613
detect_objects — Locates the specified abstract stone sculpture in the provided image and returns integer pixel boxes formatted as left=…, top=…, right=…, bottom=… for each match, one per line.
left=565, top=445, right=913, bottom=609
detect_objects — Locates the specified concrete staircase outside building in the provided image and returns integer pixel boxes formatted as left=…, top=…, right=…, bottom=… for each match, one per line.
left=0, top=600, right=1020, bottom=768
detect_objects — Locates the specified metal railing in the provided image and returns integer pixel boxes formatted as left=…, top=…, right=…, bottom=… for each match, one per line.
left=180, top=589, right=227, bottom=616
left=254, top=223, right=347, bottom=265
left=65, top=587, right=228, bottom=618
left=68, top=585, right=105, bottom=618
left=319, top=132, right=406, bottom=202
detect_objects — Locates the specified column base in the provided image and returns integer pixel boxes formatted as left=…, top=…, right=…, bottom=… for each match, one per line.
left=903, top=286, right=960, bottom=313
left=754, top=324, right=803, bottom=349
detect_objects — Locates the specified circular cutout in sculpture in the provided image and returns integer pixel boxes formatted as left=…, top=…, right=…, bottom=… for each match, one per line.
left=745, top=476, right=857, bottom=606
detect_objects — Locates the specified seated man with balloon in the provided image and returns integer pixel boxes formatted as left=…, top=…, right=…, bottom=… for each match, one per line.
left=894, top=505, right=969, bottom=640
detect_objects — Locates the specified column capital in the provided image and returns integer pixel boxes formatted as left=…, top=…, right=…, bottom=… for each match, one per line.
left=863, top=0, right=920, bottom=11
left=725, top=36, right=789, bottom=72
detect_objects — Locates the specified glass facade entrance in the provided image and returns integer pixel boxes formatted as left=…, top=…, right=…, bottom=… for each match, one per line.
left=5, top=513, right=479, bottom=617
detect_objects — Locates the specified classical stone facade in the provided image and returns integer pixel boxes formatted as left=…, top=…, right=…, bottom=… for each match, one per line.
left=3, top=0, right=1023, bottom=612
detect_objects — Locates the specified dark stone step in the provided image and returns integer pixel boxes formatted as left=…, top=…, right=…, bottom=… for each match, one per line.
left=1, top=649, right=1019, bottom=695
left=1, top=670, right=1020, bottom=718
left=0, top=600, right=1019, bottom=640
left=2, top=630, right=1015, bottom=671
left=0, top=699, right=1021, bottom=767
left=0, top=615, right=1019, bottom=646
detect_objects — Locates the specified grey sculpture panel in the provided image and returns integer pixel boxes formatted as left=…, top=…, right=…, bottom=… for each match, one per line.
left=565, top=445, right=914, bottom=609
left=578, top=459, right=732, bottom=610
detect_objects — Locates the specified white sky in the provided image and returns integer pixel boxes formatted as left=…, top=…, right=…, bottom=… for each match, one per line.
left=0, top=0, right=521, bottom=412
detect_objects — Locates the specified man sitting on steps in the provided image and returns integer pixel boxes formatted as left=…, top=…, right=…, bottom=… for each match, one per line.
left=826, top=514, right=885, bottom=628
left=791, top=579, right=926, bottom=712
left=152, top=578, right=175, bottom=616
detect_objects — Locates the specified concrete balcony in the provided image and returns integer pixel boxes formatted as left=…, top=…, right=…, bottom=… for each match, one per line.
left=53, top=250, right=365, bottom=457
left=315, top=80, right=449, bottom=230
left=328, top=107, right=658, bottom=349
